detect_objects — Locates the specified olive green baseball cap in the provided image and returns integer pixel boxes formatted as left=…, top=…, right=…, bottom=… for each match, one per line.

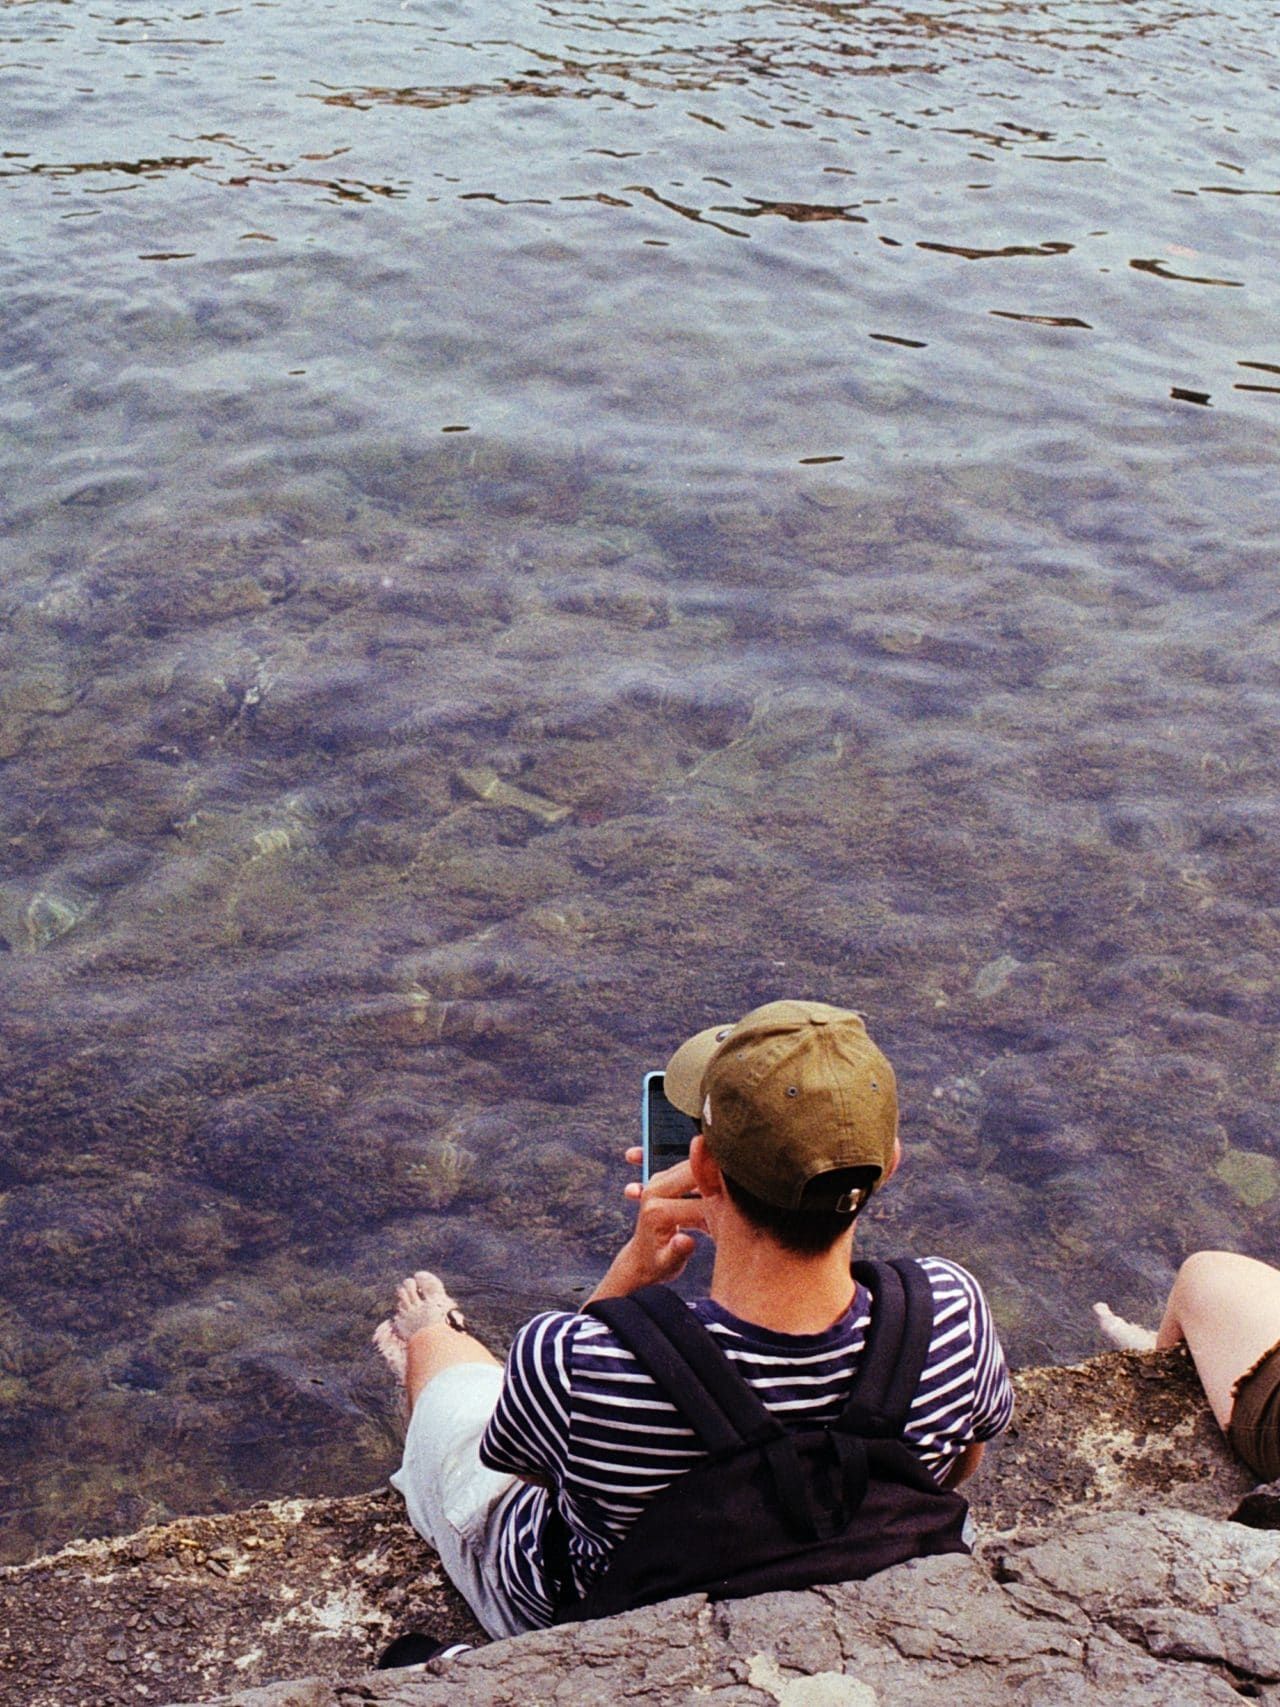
left=663, top=999, right=898, bottom=1212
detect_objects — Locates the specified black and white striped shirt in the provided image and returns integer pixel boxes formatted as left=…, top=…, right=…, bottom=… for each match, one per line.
left=479, top=1257, right=1013, bottom=1628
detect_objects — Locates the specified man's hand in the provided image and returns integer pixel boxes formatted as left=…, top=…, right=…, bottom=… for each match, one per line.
left=938, top=1440, right=985, bottom=1489
left=587, top=1154, right=707, bottom=1302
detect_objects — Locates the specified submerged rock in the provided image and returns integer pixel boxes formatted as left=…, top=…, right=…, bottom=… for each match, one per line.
left=972, top=954, right=1022, bottom=1000
left=5, top=462, right=1280, bottom=1587
left=26, top=891, right=91, bottom=950
left=397, top=1136, right=476, bottom=1210
left=1214, top=1145, right=1279, bottom=1208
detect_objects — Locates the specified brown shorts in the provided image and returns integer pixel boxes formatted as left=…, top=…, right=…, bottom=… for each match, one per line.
left=1227, top=1338, right=1280, bottom=1482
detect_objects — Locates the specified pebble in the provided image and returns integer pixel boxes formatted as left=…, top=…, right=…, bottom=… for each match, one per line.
left=454, top=764, right=571, bottom=826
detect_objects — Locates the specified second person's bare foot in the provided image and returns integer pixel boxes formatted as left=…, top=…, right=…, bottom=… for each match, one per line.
left=1094, top=1301, right=1158, bottom=1352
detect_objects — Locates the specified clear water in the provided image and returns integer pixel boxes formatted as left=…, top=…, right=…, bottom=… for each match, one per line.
left=2, top=0, right=1279, bottom=1560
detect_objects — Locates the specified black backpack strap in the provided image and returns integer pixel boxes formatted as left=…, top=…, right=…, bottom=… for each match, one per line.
left=585, top=1286, right=785, bottom=1453
left=840, top=1259, right=937, bottom=1434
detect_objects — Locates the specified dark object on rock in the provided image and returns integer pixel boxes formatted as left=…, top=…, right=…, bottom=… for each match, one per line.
left=1230, top=1478, right=1280, bottom=1529
left=376, top=1631, right=474, bottom=1668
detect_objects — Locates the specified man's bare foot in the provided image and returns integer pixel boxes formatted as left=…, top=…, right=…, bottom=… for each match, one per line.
left=394, top=1269, right=459, bottom=1341
left=372, top=1268, right=461, bottom=1395
left=1094, top=1300, right=1158, bottom=1352
left=372, top=1319, right=408, bottom=1380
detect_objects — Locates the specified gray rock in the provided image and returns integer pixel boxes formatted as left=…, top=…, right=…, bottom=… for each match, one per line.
left=202, top=1509, right=1275, bottom=1707
left=0, top=1349, right=1268, bottom=1707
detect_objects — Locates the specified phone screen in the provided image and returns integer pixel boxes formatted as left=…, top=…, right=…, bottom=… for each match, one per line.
left=642, top=1071, right=699, bottom=1181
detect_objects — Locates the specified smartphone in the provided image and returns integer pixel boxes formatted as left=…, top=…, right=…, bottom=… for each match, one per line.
left=641, top=1071, right=699, bottom=1183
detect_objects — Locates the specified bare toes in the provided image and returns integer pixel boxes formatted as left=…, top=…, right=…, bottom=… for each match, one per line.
left=413, top=1270, right=450, bottom=1305
left=391, top=1269, right=457, bottom=1341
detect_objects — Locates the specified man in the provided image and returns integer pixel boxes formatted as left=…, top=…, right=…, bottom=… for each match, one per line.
left=375, top=999, right=1014, bottom=1639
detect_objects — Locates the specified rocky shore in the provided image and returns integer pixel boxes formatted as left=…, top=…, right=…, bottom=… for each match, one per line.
left=3, top=1346, right=1277, bottom=1707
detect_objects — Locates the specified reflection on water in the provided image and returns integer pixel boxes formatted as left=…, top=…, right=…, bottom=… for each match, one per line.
left=1, top=0, right=1279, bottom=1561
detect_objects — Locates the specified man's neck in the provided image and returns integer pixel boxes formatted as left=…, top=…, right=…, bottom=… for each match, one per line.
left=708, top=1228, right=856, bottom=1336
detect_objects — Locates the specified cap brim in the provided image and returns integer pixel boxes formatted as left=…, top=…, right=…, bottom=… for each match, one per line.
left=663, top=1022, right=736, bottom=1116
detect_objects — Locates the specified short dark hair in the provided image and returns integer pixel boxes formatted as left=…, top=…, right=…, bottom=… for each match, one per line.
left=721, top=1168, right=876, bottom=1256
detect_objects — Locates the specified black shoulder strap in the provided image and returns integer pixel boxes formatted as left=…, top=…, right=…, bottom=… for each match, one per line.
left=840, top=1258, right=937, bottom=1434
left=585, top=1286, right=784, bottom=1453
left=588, top=1262, right=935, bottom=1449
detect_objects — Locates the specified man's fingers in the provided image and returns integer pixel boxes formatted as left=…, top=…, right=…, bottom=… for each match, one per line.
left=637, top=1194, right=707, bottom=1236
left=641, top=1158, right=697, bottom=1200
left=661, top=1231, right=696, bottom=1270
left=648, top=1230, right=696, bottom=1283
left=622, top=1147, right=645, bottom=1202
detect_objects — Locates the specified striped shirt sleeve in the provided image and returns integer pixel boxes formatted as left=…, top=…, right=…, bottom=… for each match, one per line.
left=480, top=1309, right=578, bottom=1483
left=904, top=1256, right=1014, bottom=1464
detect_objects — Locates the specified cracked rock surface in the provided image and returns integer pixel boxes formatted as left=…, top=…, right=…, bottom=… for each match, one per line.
left=0, top=1347, right=1266, bottom=1707
left=179, top=1509, right=1280, bottom=1707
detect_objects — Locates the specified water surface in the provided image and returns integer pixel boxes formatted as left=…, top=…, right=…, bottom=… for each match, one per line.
left=2, top=0, right=1279, bottom=1561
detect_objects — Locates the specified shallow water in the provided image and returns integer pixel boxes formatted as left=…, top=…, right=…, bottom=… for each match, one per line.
left=2, top=0, right=1279, bottom=1560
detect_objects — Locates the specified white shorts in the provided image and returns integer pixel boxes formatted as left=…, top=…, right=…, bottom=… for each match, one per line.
left=390, top=1363, right=535, bottom=1640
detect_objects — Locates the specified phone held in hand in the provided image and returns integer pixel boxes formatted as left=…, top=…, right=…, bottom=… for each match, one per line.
left=641, top=1071, right=699, bottom=1183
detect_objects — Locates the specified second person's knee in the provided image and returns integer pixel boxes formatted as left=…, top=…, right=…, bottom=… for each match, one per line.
left=1173, top=1249, right=1245, bottom=1309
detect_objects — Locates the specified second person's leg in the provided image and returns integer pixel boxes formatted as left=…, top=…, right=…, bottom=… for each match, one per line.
left=1157, top=1250, right=1280, bottom=1428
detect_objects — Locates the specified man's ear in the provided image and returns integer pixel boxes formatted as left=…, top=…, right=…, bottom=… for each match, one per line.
left=883, top=1135, right=903, bottom=1183
left=689, top=1133, right=724, bottom=1198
